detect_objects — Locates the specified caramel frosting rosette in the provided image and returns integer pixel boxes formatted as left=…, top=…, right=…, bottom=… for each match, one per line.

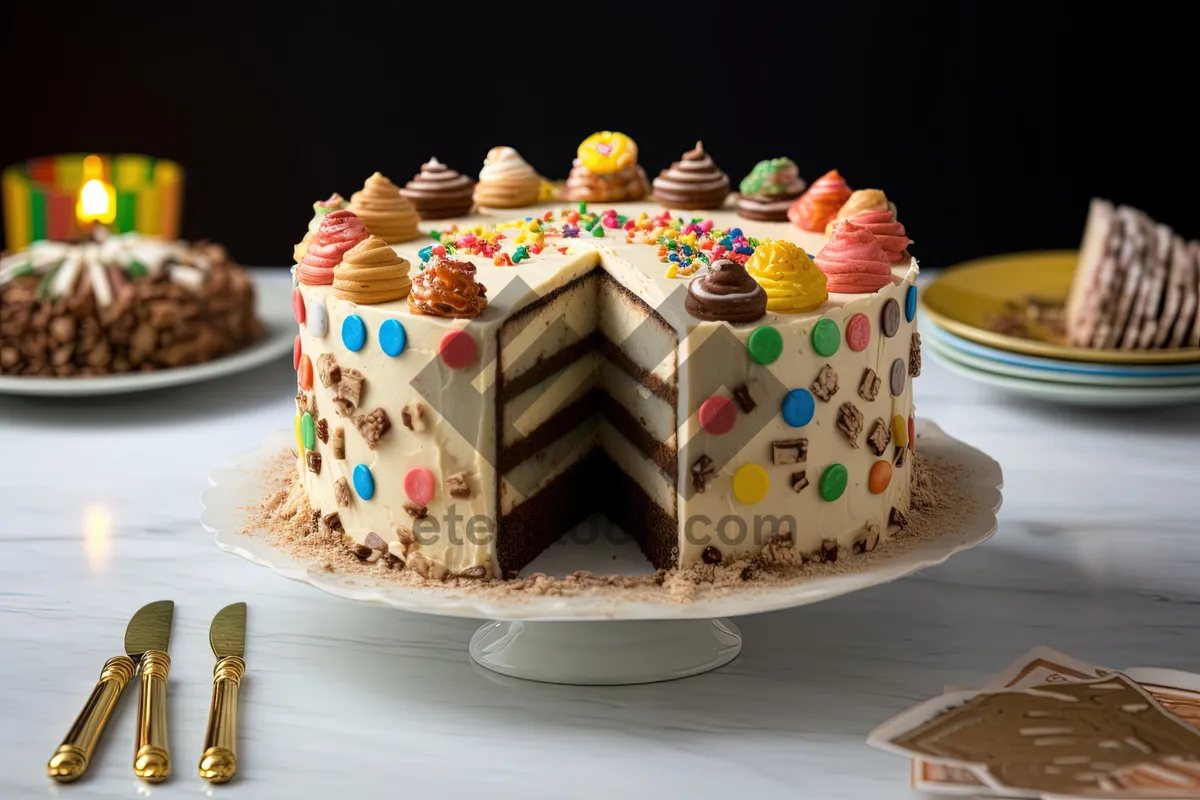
left=845, top=208, right=911, bottom=262
left=297, top=210, right=369, bottom=285
left=408, top=255, right=488, bottom=319
left=736, top=157, right=807, bottom=221
left=815, top=220, right=895, bottom=293
left=652, top=141, right=731, bottom=209
left=333, top=236, right=412, bottom=304
left=685, top=258, right=767, bottom=323
left=348, top=173, right=420, bottom=243
left=824, top=189, right=891, bottom=234
left=787, top=169, right=852, bottom=232
left=400, top=157, right=474, bottom=220
left=562, top=131, right=649, bottom=202
left=472, top=147, right=541, bottom=208
left=744, top=239, right=828, bottom=313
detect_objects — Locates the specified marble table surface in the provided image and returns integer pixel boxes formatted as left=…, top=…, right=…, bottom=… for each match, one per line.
left=3, top=272, right=1199, bottom=800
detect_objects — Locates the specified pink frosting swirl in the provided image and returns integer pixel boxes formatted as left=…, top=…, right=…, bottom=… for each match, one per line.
left=298, top=210, right=368, bottom=285
left=847, top=209, right=911, bottom=262
left=814, top=220, right=894, bottom=294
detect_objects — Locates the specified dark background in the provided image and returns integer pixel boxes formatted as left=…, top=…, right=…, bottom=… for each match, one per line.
left=2, top=1, right=1193, bottom=268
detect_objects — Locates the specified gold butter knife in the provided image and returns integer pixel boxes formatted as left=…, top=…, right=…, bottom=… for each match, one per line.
left=46, top=600, right=173, bottom=782
left=199, top=602, right=246, bottom=783
left=126, top=599, right=175, bottom=782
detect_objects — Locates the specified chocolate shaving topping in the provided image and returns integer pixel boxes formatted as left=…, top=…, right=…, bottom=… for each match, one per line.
left=316, top=352, right=341, bottom=388
left=859, top=368, right=881, bottom=401
left=404, top=503, right=428, bottom=519
left=305, top=450, right=322, bottom=475
left=732, top=384, right=756, bottom=414
left=791, top=471, right=809, bottom=493
left=354, top=407, right=390, bottom=449
left=702, top=546, right=723, bottom=565
left=446, top=472, right=471, bottom=498
left=909, top=331, right=922, bottom=377
left=772, top=438, right=807, bottom=465
left=333, top=368, right=364, bottom=417
left=691, top=455, right=716, bottom=493
left=334, top=477, right=351, bottom=507
left=868, top=418, right=891, bottom=456
left=837, top=402, right=863, bottom=447
left=332, top=426, right=346, bottom=460
left=401, top=400, right=426, bottom=432
left=316, top=417, right=329, bottom=444
left=811, top=364, right=839, bottom=402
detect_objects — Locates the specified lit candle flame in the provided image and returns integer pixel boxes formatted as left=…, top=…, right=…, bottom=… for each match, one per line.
left=76, top=154, right=116, bottom=225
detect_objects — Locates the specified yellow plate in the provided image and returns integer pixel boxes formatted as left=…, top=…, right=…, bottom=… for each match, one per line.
left=921, top=250, right=1200, bottom=364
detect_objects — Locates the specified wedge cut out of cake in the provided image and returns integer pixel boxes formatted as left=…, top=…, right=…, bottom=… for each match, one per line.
left=1066, top=199, right=1199, bottom=350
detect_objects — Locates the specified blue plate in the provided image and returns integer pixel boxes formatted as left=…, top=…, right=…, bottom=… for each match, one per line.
left=923, top=322, right=1200, bottom=377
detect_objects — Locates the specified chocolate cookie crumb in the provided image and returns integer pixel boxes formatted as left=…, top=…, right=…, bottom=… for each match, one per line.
left=404, top=503, right=428, bottom=519
left=691, top=455, right=716, bottom=493
left=868, top=418, right=891, bottom=456
left=354, top=407, right=391, bottom=449
left=909, top=332, right=922, bottom=377
left=321, top=511, right=342, bottom=532
left=772, top=438, right=807, bottom=465
left=317, top=353, right=341, bottom=388
left=316, top=417, right=329, bottom=444
left=333, top=368, right=364, bottom=417
left=837, top=402, right=863, bottom=448
left=811, top=364, right=839, bottom=402
left=820, top=539, right=839, bottom=563
left=859, top=368, right=881, bottom=401
left=332, top=426, right=345, bottom=460
left=732, top=384, right=756, bottom=414
left=334, top=477, right=351, bottom=507
left=401, top=400, right=426, bottom=432
left=451, top=565, right=488, bottom=580
left=702, top=546, right=723, bottom=565
left=446, top=472, right=471, bottom=498
left=791, top=471, right=809, bottom=493
left=351, top=544, right=373, bottom=561
left=305, top=450, right=322, bottom=475
left=853, top=523, right=881, bottom=554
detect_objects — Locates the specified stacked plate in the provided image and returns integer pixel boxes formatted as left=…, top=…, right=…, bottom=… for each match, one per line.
left=921, top=251, right=1200, bottom=407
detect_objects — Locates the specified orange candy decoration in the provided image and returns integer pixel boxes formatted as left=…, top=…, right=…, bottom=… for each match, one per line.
left=868, top=460, right=892, bottom=494
left=298, top=354, right=313, bottom=390
left=787, top=170, right=852, bottom=232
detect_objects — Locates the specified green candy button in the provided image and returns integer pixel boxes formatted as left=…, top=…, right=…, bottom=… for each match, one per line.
left=301, top=412, right=315, bottom=450
left=811, top=318, right=840, bottom=357
left=819, top=463, right=848, bottom=501
left=747, top=326, right=784, bottom=365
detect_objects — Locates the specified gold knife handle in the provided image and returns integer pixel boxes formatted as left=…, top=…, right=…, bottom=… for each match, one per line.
left=199, top=655, right=245, bottom=783
left=133, top=650, right=170, bottom=782
left=47, top=656, right=136, bottom=782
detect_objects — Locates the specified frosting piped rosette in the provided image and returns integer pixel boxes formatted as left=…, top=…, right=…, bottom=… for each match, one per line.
left=744, top=239, right=828, bottom=313
left=333, top=236, right=412, bottom=305
left=824, top=189, right=891, bottom=234
left=815, top=220, right=894, bottom=293
left=473, top=147, right=541, bottom=209
left=297, top=210, right=369, bottom=285
left=408, top=255, right=488, bottom=318
left=563, top=131, right=649, bottom=203
left=736, top=158, right=807, bottom=221
left=652, top=141, right=730, bottom=209
left=685, top=258, right=768, bottom=323
left=294, top=193, right=348, bottom=263
left=401, top=157, right=475, bottom=220
left=846, top=208, right=911, bottom=262
left=788, top=169, right=852, bottom=232
left=348, top=173, right=421, bottom=243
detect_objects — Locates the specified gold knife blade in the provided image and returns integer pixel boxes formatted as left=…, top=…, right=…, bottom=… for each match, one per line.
left=126, top=600, right=174, bottom=782
left=200, top=602, right=247, bottom=783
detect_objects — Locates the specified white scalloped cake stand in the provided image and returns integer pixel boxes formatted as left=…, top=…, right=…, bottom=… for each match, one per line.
left=202, top=419, right=1002, bottom=685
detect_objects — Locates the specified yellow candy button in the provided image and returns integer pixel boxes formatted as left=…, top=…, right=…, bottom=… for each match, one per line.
left=732, top=464, right=770, bottom=505
left=295, top=414, right=304, bottom=452
left=892, top=414, right=908, bottom=447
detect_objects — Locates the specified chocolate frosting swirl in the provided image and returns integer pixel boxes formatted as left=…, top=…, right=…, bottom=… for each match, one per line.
left=400, top=157, right=475, bottom=219
left=685, top=259, right=768, bottom=323
left=408, top=256, right=488, bottom=319
left=652, top=141, right=730, bottom=209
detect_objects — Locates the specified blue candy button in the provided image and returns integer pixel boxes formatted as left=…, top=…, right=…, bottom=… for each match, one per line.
left=781, top=388, right=815, bottom=428
left=353, top=464, right=375, bottom=500
left=342, top=314, right=366, bottom=352
left=905, top=285, right=917, bottom=322
left=379, top=319, right=407, bottom=357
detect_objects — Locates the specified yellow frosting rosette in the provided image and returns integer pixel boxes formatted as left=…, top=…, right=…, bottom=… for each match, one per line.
left=744, top=239, right=828, bottom=313
left=578, top=131, right=638, bottom=174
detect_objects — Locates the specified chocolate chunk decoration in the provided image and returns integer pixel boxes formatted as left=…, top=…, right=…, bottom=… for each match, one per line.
left=317, top=353, right=341, bottom=388
left=732, top=384, right=756, bottom=413
left=772, top=438, right=807, bottom=465
left=791, top=471, right=809, bottom=492
left=890, top=358, right=906, bottom=396
left=685, top=259, right=768, bottom=323
left=333, top=368, right=365, bottom=417
left=702, top=546, right=723, bottom=565
left=853, top=523, right=881, bottom=554
left=305, top=450, right=322, bottom=475
left=837, top=402, right=864, bottom=447
left=811, top=364, right=839, bottom=401
left=893, top=446, right=906, bottom=468
left=334, top=477, right=351, bottom=507
left=881, top=298, right=901, bottom=337
left=868, top=418, right=891, bottom=456
left=446, top=472, right=471, bottom=498
left=909, top=332, right=922, bottom=376
left=354, top=407, right=391, bottom=449
left=332, top=426, right=346, bottom=460
left=691, top=455, right=716, bottom=493
left=322, top=511, right=342, bottom=532
left=859, top=368, right=881, bottom=401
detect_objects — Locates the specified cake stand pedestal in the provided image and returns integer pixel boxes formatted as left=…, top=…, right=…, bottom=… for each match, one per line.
left=469, top=618, right=741, bottom=685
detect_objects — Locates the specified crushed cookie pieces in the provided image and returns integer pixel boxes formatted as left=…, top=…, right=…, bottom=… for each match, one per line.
left=731, top=384, right=756, bottom=414
left=837, top=402, right=864, bottom=448
left=354, top=407, right=391, bottom=449
left=691, top=455, right=716, bottom=493
left=909, top=332, right=922, bottom=377
left=853, top=523, right=881, bottom=554
left=305, top=450, right=322, bottom=475
left=401, top=400, right=426, bottom=432
left=772, top=438, right=807, bottom=465
left=332, top=426, right=345, bottom=460
left=859, top=368, right=881, bottom=402
left=404, top=503, right=428, bottom=519
left=791, top=471, right=809, bottom=493
left=867, top=418, right=891, bottom=456
left=811, top=364, right=839, bottom=402
left=333, top=368, right=364, bottom=417
left=316, top=353, right=341, bottom=388
left=446, top=472, right=471, bottom=498
left=316, top=417, right=329, bottom=444
left=334, top=477, right=351, bottom=507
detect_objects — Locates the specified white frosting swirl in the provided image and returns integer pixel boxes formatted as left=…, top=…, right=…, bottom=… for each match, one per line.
left=479, top=147, right=538, bottom=182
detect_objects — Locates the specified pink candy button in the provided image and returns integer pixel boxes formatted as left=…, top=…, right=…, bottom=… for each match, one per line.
left=405, top=467, right=436, bottom=506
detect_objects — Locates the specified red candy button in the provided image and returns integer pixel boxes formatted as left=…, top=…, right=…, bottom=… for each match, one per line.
left=292, top=287, right=306, bottom=324
left=846, top=313, right=871, bottom=352
left=404, top=467, right=436, bottom=506
left=908, top=416, right=915, bottom=451
left=298, top=354, right=313, bottom=390
left=439, top=330, right=477, bottom=369
left=293, top=335, right=302, bottom=370
left=698, top=395, right=737, bottom=435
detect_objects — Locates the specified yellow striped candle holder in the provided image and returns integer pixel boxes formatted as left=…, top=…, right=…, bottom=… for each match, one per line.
left=2, top=154, right=183, bottom=252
